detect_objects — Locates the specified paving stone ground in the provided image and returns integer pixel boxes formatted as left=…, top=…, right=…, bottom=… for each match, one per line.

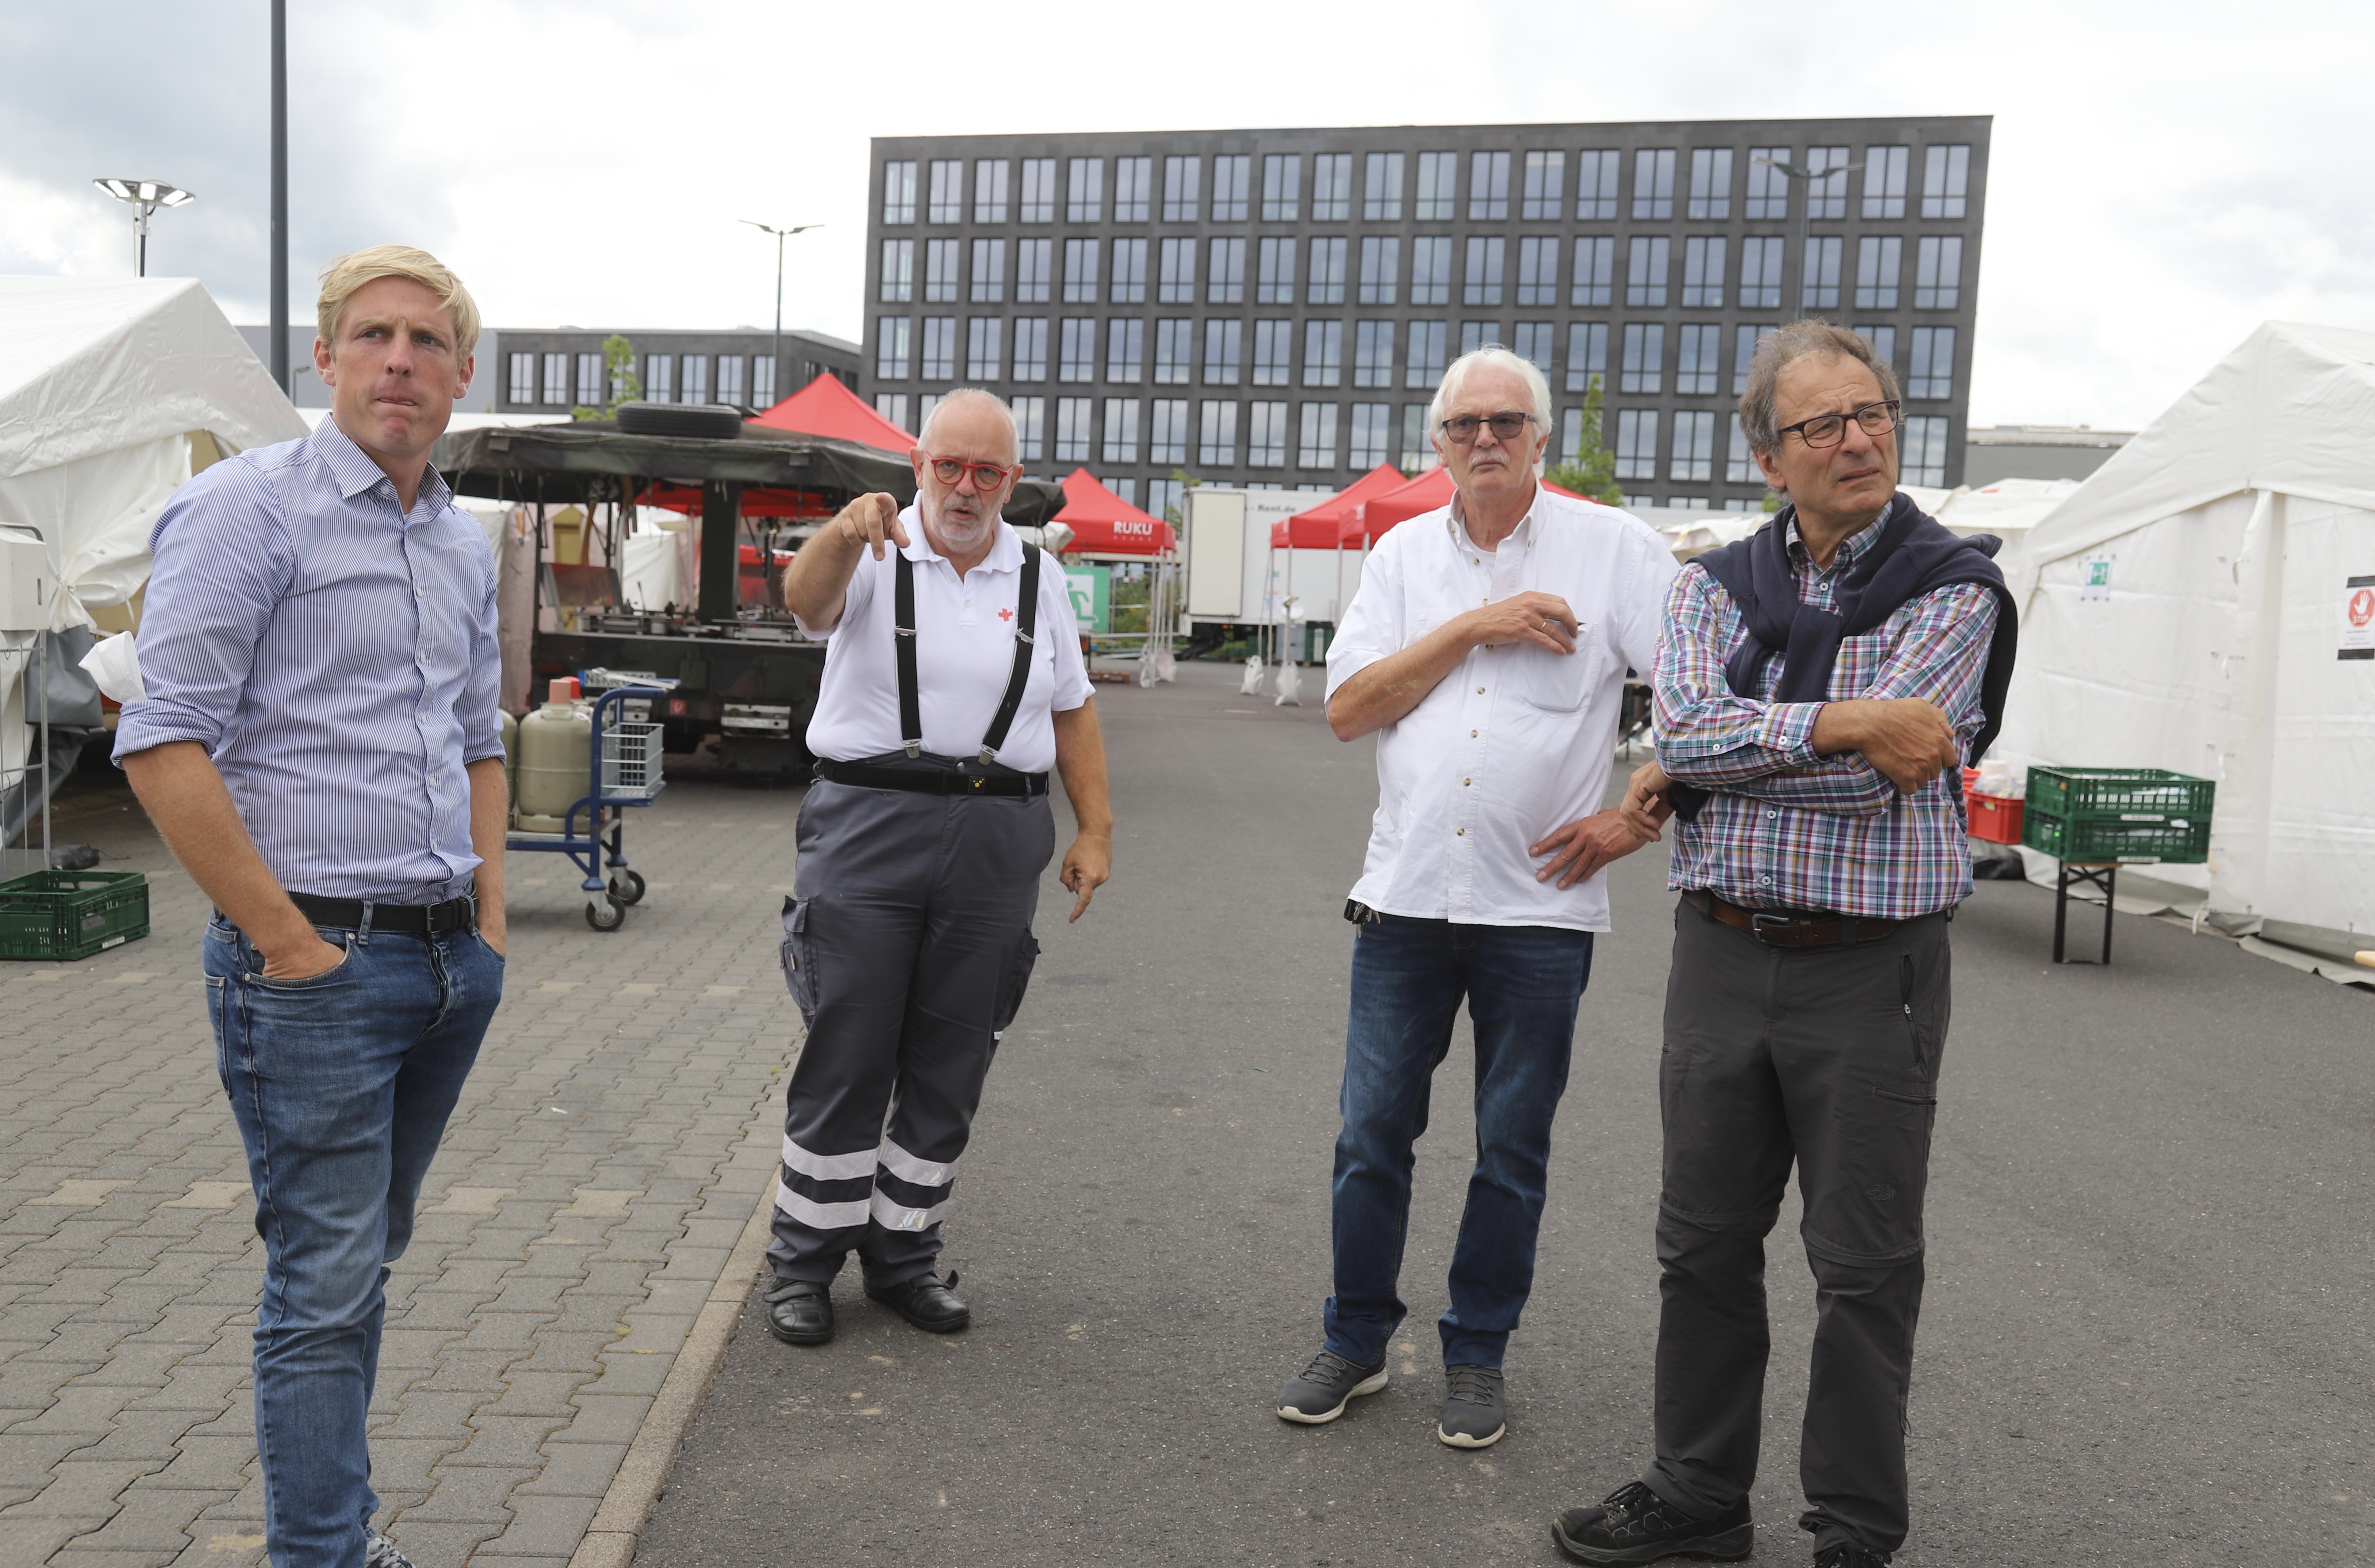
left=0, top=760, right=806, bottom=1567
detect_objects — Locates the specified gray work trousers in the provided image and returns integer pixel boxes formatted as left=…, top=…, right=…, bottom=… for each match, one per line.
left=1645, top=894, right=1950, bottom=1558
left=769, top=774, right=1050, bottom=1287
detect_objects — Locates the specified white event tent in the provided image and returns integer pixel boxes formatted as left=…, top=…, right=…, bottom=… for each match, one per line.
left=1992, top=321, right=2375, bottom=946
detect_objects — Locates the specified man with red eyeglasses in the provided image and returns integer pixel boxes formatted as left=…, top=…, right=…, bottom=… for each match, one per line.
left=763, top=389, right=1110, bottom=1346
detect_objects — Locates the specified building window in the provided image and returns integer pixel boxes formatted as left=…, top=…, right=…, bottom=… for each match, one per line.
left=881, top=238, right=914, bottom=302
left=1922, top=145, right=1970, bottom=218
left=1302, top=320, right=1343, bottom=387
left=1626, top=236, right=1670, bottom=307
left=506, top=352, right=534, bottom=405
left=1863, top=146, right=1909, bottom=219
left=1415, top=151, right=1457, bottom=220
left=1147, top=475, right=1183, bottom=519
left=1745, top=147, right=1789, bottom=219
left=1460, top=322, right=1499, bottom=356
left=1212, top=155, right=1251, bottom=222
left=1671, top=410, right=1715, bottom=482
left=1106, top=318, right=1144, bottom=382
left=1248, top=400, right=1289, bottom=466
left=1739, top=236, right=1783, bottom=309
left=1468, top=150, right=1510, bottom=219
left=1208, top=237, right=1247, bottom=303
left=1066, top=157, right=1103, bottom=222
left=927, top=159, right=962, bottom=223
left=1516, top=237, right=1559, bottom=306
left=1519, top=150, right=1564, bottom=220
left=1400, top=404, right=1436, bottom=470
left=1907, top=326, right=1956, bottom=398
left=540, top=352, right=569, bottom=406
left=1150, top=398, right=1189, bottom=463
left=1358, top=236, right=1399, bottom=304
left=1559, top=406, right=1589, bottom=463
left=1688, top=148, right=1733, bottom=220
left=1055, top=396, right=1093, bottom=462
left=1463, top=236, right=1506, bottom=305
left=1103, top=398, right=1140, bottom=462
left=1114, top=156, right=1152, bottom=222
left=1062, top=238, right=1098, bottom=302
left=1199, top=400, right=1238, bottom=465
left=644, top=353, right=674, bottom=402
left=1676, top=324, right=1720, bottom=395
left=1855, top=235, right=1902, bottom=310
left=752, top=356, right=776, bottom=407
left=1572, top=235, right=1614, bottom=306
left=918, top=321, right=954, bottom=382
left=1157, top=237, right=1196, bottom=303
left=1902, top=415, right=1950, bottom=484
left=1575, top=149, right=1619, bottom=220
left=1802, top=236, right=1843, bottom=309
left=1857, top=323, right=1898, bottom=372
left=1308, top=237, right=1348, bottom=304
left=1261, top=154, right=1300, bottom=222
left=974, top=158, right=1009, bottom=223
left=1059, top=318, right=1096, bottom=382
left=1620, top=324, right=1664, bottom=394
left=1915, top=236, right=1963, bottom=308
left=970, top=238, right=1006, bottom=303
left=1412, top=236, right=1453, bottom=305
left=1726, top=414, right=1756, bottom=483
left=1012, top=395, right=1044, bottom=460
left=1020, top=158, right=1056, bottom=222
left=1017, top=237, right=1052, bottom=303
left=576, top=351, right=603, bottom=408
left=1297, top=402, right=1339, bottom=467
left=1615, top=410, right=1659, bottom=479
left=1104, top=477, right=1138, bottom=505
left=925, top=238, right=959, bottom=302
left=1364, top=152, right=1404, bottom=221
left=1632, top=148, right=1676, bottom=218
left=1354, top=320, right=1394, bottom=388
left=1513, top=322, right=1554, bottom=375
left=1013, top=319, right=1048, bottom=381
left=966, top=318, right=1002, bottom=380
left=1405, top=321, right=1448, bottom=389
left=1350, top=402, right=1390, bottom=468
left=1111, top=237, right=1148, bottom=303
left=1257, top=237, right=1297, bottom=303
left=1565, top=322, right=1608, bottom=391
left=717, top=356, right=745, bottom=406
left=1806, top=146, right=1852, bottom=219
left=883, top=161, right=916, bottom=224
left=876, top=392, right=910, bottom=431
left=1732, top=324, right=1776, bottom=395
left=1312, top=153, right=1352, bottom=221
left=1203, top=320, right=1242, bottom=384
left=1155, top=320, right=1193, bottom=385
left=1163, top=155, right=1200, bottom=222
left=1682, top=236, right=1726, bottom=308
left=1252, top=320, right=1293, bottom=386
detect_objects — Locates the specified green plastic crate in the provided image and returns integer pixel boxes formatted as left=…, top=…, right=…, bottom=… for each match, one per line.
left=2021, top=809, right=2210, bottom=865
left=0, top=870, right=151, bottom=961
left=2025, top=766, right=2215, bottom=824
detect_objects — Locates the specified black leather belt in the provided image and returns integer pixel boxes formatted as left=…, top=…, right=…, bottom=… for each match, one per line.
left=1684, top=889, right=1901, bottom=948
left=814, top=759, right=1049, bottom=797
left=287, top=891, right=478, bottom=934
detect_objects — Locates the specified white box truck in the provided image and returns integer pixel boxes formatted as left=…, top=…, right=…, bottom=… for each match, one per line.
left=1181, top=487, right=1369, bottom=663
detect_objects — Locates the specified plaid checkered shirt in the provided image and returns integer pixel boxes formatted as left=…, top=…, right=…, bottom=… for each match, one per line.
left=1654, top=513, right=2000, bottom=920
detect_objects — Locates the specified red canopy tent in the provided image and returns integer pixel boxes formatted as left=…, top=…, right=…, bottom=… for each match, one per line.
left=1266, top=463, right=1410, bottom=548
left=1052, top=468, right=1178, bottom=555
left=1350, top=466, right=1586, bottom=542
left=749, top=372, right=916, bottom=451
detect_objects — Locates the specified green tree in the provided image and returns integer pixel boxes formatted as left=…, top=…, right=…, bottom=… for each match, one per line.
left=572, top=335, right=641, bottom=420
left=1541, top=374, right=1621, bottom=504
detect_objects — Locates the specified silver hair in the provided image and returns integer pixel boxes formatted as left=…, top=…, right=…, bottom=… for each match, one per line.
left=1737, top=321, right=1901, bottom=454
left=915, top=387, right=1021, bottom=461
left=1427, top=347, right=1554, bottom=471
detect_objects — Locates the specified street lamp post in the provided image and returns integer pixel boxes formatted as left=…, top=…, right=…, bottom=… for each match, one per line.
left=737, top=218, right=822, bottom=408
left=91, top=179, right=195, bottom=278
left=1753, top=154, right=1860, bottom=313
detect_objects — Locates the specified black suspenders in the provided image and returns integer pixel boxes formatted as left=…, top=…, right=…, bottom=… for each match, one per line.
left=892, top=544, right=1041, bottom=765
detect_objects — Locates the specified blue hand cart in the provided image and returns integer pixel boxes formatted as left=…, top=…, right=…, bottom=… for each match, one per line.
left=507, top=677, right=676, bottom=930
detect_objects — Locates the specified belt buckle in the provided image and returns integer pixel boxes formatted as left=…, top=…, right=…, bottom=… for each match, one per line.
left=1749, top=912, right=1798, bottom=944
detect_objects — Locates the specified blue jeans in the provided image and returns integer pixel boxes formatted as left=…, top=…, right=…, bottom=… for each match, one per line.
left=203, top=913, right=502, bottom=1568
left=1323, top=915, right=1594, bottom=1370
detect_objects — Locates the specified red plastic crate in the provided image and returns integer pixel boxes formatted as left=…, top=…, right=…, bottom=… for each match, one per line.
left=1967, top=792, right=2025, bottom=844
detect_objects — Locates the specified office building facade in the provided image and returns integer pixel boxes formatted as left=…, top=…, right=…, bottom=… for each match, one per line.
left=488, top=326, right=860, bottom=417
left=862, top=117, right=1988, bottom=515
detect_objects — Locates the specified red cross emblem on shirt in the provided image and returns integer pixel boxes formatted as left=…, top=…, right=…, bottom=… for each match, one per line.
left=997, top=606, right=1014, bottom=622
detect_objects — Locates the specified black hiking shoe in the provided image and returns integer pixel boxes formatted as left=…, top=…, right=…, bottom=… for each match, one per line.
left=1436, top=1363, right=1506, bottom=1447
left=1275, top=1348, right=1388, bottom=1424
left=1814, top=1543, right=1892, bottom=1567
left=1552, top=1480, right=1753, bottom=1564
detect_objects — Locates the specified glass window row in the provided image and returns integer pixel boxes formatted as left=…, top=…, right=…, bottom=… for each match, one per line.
left=505, top=350, right=779, bottom=408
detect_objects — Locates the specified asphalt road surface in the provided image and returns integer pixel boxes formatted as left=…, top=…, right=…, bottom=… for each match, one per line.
left=636, top=661, right=2374, bottom=1568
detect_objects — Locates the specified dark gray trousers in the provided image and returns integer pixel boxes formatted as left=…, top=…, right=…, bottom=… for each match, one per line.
left=1645, top=894, right=1949, bottom=1558
left=769, top=776, right=1050, bottom=1287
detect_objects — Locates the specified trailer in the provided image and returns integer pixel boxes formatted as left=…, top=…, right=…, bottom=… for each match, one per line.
left=1180, top=486, right=1365, bottom=663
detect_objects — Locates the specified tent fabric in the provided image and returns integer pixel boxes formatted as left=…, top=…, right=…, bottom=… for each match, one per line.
left=1269, top=463, right=1409, bottom=548
left=1350, top=467, right=1587, bottom=541
left=1994, top=320, right=2375, bottom=938
left=1052, top=468, right=1176, bottom=555
left=749, top=372, right=916, bottom=452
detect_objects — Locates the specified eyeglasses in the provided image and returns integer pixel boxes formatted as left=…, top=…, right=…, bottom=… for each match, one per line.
left=1777, top=400, right=1901, bottom=450
left=1436, top=412, right=1539, bottom=445
left=925, top=455, right=1018, bottom=490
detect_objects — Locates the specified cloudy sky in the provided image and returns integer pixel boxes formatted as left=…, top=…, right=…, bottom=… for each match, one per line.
left=7, top=0, right=2372, bottom=429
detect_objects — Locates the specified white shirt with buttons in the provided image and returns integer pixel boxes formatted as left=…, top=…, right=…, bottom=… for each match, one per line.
left=1325, top=486, right=1677, bottom=932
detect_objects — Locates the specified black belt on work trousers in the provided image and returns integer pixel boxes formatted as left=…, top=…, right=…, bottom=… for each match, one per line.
left=1684, top=888, right=1903, bottom=949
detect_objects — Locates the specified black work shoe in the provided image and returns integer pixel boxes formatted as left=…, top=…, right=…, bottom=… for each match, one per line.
left=1437, top=1363, right=1506, bottom=1447
left=1276, top=1348, right=1388, bottom=1424
left=764, top=1277, right=834, bottom=1345
left=1552, top=1480, right=1753, bottom=1564
left=1814, top=1544, right=1892, bottom=1567
left=865, top=1270, right=970, bottom=1332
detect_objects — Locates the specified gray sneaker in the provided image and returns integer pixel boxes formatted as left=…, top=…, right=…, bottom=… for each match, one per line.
left=1437, top=1363, right=1506, bottom=1447
left=1276, top=1348, right=1388, bottom=1424
left=364, top=1535, right=417, bottom=1568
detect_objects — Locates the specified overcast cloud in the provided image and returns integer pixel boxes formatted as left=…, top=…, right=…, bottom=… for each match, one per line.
left=7, top=0, right=2373, bottom=429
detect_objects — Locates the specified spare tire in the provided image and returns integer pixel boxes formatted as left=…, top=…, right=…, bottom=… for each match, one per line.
left=615, top=402, right=744, bottom=440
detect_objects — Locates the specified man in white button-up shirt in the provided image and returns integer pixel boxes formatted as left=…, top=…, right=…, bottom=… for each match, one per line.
left=1275, top=349, right=1677, bottom=1450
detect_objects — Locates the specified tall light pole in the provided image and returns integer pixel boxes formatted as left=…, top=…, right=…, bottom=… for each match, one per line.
left=737, top=218, right=822, bottom=407
left=91, top=179, right=194, bottom=278
left=270, top=0, right=288, bottom=394
left=1754, top=154, right=1860, bottom=314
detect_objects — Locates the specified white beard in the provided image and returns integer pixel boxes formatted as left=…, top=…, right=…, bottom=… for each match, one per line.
left=927, top=505, right=994, bottom=554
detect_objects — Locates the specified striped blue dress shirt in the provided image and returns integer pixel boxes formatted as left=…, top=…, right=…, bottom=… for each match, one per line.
left=113, top=419, right=502, bottom=904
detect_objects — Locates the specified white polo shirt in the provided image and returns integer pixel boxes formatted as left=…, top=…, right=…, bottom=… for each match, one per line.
left=1324, top=485, right=1677, bottom=932
left=798, top=511, right=1094, bottom=774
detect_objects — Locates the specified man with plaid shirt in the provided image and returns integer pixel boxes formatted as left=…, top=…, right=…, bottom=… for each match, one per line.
left=1553, top=323, right=2015, bottom=1568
